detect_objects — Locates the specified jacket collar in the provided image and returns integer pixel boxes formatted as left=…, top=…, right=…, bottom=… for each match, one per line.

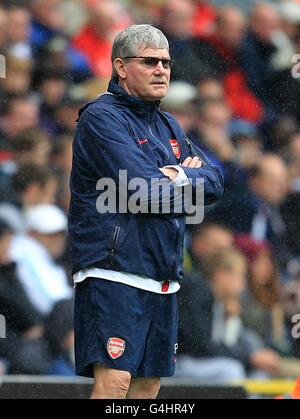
left=107, top=78, right=161, bottom=117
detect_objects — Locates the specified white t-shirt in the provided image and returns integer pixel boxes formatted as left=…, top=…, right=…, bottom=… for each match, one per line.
left=10, top=235, right=72, bottom=315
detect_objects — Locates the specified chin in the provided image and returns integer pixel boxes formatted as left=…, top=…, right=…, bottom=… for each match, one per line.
left=150, top=87, right=168, bottom=99
left=153, top=92, right=167, bottom=101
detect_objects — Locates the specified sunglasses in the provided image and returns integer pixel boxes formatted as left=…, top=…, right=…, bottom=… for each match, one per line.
left=123, top=56, right=175, bottom=69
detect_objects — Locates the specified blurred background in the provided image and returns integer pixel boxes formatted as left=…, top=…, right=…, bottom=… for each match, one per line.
left=1, top=0, right=300, bottom=392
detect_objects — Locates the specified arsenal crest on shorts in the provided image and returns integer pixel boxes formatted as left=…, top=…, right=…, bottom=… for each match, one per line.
left=169, top=139, right=181, bottom=159
left=107, top=337, right=126, bottom=359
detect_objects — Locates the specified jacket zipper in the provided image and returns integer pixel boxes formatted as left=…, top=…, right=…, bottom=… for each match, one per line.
left=148, top=124, right=170, bottom=159
left=110, top=225, right=121, bottom=264
left=148, top=122, right=182, bottom=277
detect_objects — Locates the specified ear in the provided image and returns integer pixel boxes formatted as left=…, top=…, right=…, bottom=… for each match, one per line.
left=114, top=58, right=127, bottom=80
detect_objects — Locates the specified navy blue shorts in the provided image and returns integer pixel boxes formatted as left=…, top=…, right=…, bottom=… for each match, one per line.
left=74, top=278, right=178, bottom=378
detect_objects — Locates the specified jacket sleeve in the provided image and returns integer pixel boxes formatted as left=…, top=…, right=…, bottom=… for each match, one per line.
left=182, top=163, right=224, bottom=206
left=177, top=133, right=224, bottom=206
left=162, top=112, right=224, bottom=206
left=75, top=108, right=190, bottom=217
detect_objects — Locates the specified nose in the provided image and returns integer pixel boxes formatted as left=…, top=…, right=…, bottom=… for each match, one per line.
left=154, top=61, right=166, bottom=73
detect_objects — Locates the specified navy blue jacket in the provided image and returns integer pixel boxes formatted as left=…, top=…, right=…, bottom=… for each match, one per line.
left=69, top=79, right=224, bottom=281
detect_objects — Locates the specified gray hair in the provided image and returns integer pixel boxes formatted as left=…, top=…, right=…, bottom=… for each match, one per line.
left=111, top=24, right=169, bottom=78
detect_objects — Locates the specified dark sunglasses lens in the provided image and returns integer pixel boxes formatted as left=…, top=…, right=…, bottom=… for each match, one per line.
left=144, top=58, right=159, bottom=67
left=162, top=60, right=172, bottom=68
left=144, top=58, right=172, bottom=68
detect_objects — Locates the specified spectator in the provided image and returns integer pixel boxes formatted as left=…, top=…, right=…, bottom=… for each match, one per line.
left=178, top=249, right=281, bottom=382
left=126, top=0, right=161, bottom=24
left=54, top=93, right=84, bottom=136
left=270, top=114, right=299, bottom=152
left=231, top=133, right=263, bottom=171
left=235, top=234, right=287, bottom=350
left=0, top=55, right=32, bottom=96
left=44, top=299, right=75, bottom=376
left=201, top=6, right=264, bottom=124
left=0, top=95, right=39, bottom=149
left=194, top=98, right=236, bottom=165
left=73, top=0, right=131, bottom=78
left=0, top=165, right=58, bottom=233
left=197, top=77, right=224, bottom=101
left=239, top=3, right=280, bottom=107
left=0, top=128, right=51, bottom=200
left=6, top=6, right=32, bottom=60
left=161, top=81, right=198, bottom=132
left=188, top=223, right=234, bottom=274
left=209, top=154, right=290, bottom=268
left=11, top=128, right=50, bottom=168
left=0, top=220, right=46, bottom=375
left=37, top=70, right=68, bottom=136
left=270, top=3, right=300, bottom=126
left=30, top=0, right=65, bottom=52
left=10, top=204, right=72, bottom=316
left=35, top=36, right=92, bottom=85
left=191, top=0, right=216, bottom=38
left=159, top=0, right=216, bottom=83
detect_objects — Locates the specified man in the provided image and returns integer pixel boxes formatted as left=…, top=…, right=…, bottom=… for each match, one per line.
left=209, top=154, right=289, bottom=267
left=0, top=164, right=58, bottom=233
left=0, top=95, right=40, bottom=149
left=0, top=220, right=46, bottom=375
left=11, top=204, right=72, bottom=315
left=189, top=223, right=234, bottom=272
left=72, top=0, right=131, bottom=78
left=178, top=249, right=280, bottom=381
left=69, top=24, right=224, bottom=399
left=239, top=2, right=280, bottom=106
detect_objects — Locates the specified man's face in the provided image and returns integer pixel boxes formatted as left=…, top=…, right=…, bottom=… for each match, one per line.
left=192, top=227, right=234, bottom=259
left=32, top=231, right=66, bottom=259
left=7, top=100, right=39, bottom=137
left=118, top=47, right=171, bottom=101
left=214, top=265, right=246, bottom=301
left=250, top=158, right=289, bottom=205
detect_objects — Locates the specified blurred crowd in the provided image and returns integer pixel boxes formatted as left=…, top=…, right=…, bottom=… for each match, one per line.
left=1, top=0, right=300, bottom=382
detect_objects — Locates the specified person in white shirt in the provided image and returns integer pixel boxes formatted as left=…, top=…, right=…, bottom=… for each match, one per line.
left=10, top=204, right=72, bottom=316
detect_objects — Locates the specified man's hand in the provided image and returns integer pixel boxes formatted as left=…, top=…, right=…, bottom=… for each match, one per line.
left=182, top=156, right=203, bottom=168
left=250, top=349, right=280, bottom=374
left=160, top=157, right=203, bottom=180
left=159, top=167, right=179, bottom=181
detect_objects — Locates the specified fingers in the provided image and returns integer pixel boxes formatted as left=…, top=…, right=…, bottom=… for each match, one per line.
left=182, top=157, right=192, bottom=167
left=182, top=156, right=202, bottom=168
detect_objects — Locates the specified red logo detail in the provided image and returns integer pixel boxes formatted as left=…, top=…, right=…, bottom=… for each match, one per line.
left=107, top=337, right=126, bottom=359
left=138, top=139, right=148, bottom=145
left=169, top=139, right=181, bottom=159
left=162, top=281, right=170, bottom=293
